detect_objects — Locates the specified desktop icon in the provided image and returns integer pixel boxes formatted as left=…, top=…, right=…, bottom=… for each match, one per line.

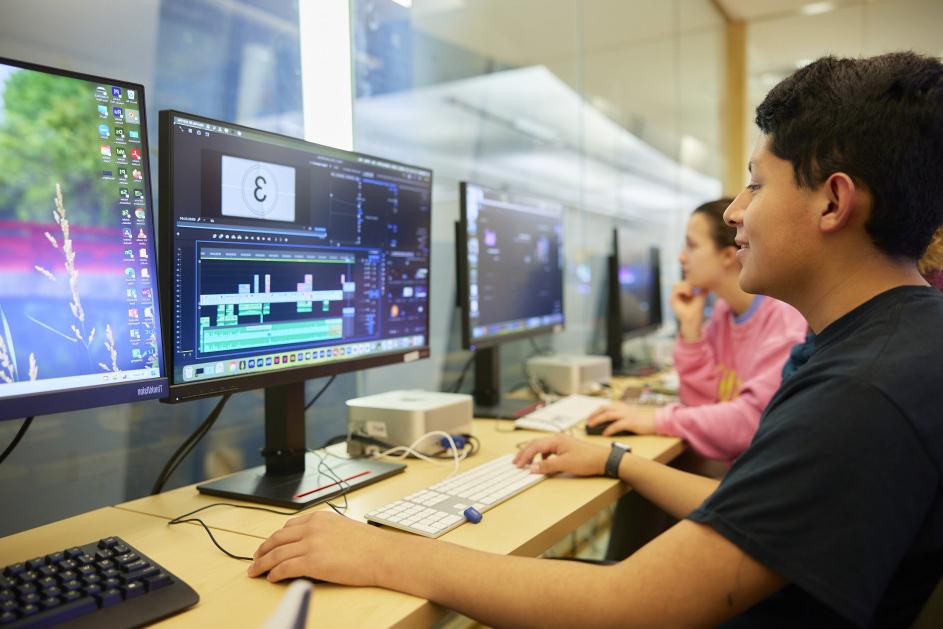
left=130, top=148, right=141, bottom=161
left=114, top=127, right=126, bottom=141
left=248, top=359, right=255, bottom=369
left=138, top=247, right=148, bottom=259
left=274, top=356, right=280, bottom=365
left=101, top=170, right=114, bottom=180
left=140, top=267, right=150, bottom=280
left=111, top=86, right=122, bottom=99
left=98, top=124, right=110, bottom=138
left=127, top=89, right=137, bottom=102
left=96, top=85, right=108, bottom=99
left=124, top=267, right=136, bottom=280
left=119, top=188, right=130, bottom=201
left=132, top=168, right=143, bottom=181
left=115, top=147, right=127, bottom=161
left=128, top=308, right=139, bottom=320
left=127, top=288, right=138, bottom=300
left=117, top=167, right=128, bottom=180
left=112, top=106, right=124, bottom=119
left=129, top=129, right=140, bottom=141
left=100, top=144, right=112, bottom=158
left=97, top=104, right=109, bottom=117
left=133, top=189, right=144, bottom=200
left=134, top=208, right=146, bottom=220
left=125, top=109, right=140, bottom=124
left=137, top=228, right=147, bottom=239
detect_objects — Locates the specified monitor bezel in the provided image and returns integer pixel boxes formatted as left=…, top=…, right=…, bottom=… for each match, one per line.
left=159, top=109, right=433, bottom=403
left=457, top=181, right=566, bottom=351
left=0, top=56, right=167, bottom=421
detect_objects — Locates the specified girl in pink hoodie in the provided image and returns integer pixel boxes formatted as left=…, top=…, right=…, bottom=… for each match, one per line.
left=587, top=199, right=808, bottom=463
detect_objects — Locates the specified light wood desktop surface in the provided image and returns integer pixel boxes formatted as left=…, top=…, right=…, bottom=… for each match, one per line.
left=117, top=420, right=683, bottom=556
left=0, top=507, right=444, bottom=628
left=3, top=382, right=683, bottom=628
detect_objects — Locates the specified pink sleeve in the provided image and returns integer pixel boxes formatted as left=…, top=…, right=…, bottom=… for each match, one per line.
left=655, top=315, right=806, bottom=462
left=671, top=308, right=725, bottom=406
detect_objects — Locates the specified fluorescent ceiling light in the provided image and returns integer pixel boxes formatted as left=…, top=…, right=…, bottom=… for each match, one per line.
left=391, top=0, right=413, bottom=7
left=800, top=2, right=836, bottom=16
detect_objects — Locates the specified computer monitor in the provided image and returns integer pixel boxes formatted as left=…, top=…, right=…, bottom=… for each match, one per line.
left=0, top=57, right=166, bottom=423
left=606, top=227, right=662, bottom=373
left=159, top=110, right=432, bottom=507
left=456, top=181, right=564, bottom=417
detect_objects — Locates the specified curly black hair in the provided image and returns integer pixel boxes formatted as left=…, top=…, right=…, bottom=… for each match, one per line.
left=756, top=52, right=943, bottom=260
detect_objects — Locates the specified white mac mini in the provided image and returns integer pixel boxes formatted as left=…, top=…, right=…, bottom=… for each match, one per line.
left=346, top=390, right=474, bottom=455
left=526, top=353, right=612, bottom=395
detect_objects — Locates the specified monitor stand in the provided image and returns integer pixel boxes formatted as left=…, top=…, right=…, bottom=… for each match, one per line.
left=197, top=382, right=405, bottom=509
left=471, top=346, right=540, bottom=419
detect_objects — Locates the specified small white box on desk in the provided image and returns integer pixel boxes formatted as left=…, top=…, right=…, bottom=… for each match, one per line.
left=346, top=390, right=473, bottom=455
left=526, top=354, right=612, bottom=395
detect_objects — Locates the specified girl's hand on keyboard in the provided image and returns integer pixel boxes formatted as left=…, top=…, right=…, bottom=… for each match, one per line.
left=586, top=402, right=658, bottom=436
left=511, top=435, right=610, bottom=476
left=248, top=511, right=386, bottom=586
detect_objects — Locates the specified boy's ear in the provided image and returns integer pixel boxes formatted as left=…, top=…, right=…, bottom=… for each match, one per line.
left=819, top=172, right=861, bottom=234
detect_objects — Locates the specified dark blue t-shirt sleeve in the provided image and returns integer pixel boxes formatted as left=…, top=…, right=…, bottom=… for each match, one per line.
left=688, top=377, right=937, bottom=626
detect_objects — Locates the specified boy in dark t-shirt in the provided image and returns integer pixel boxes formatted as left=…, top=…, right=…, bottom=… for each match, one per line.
left=247, top=53, right=943, bottom=627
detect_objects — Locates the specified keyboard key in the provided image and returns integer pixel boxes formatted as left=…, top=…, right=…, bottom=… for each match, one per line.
left=121, top=581, right=146, bottom=600
left=0, top=611, right=17, bottom=625
left=39, top=595, right=61, bottom=609
left=2, top=565, right=24, bottom=578
left=33, top=596, right=98, bottom=624
left=96, top=588, right=122, bottom=608
left=65, top=547, right=84, bottom=559
left=25, top=558, right=46, bottom=571
left=45, top=552, right=65, bottom=564
left=144, top=572, right=173, bottom=591
left=20, top=603, right=39, bottom=617
left=98, top=537, right=119, bottom=549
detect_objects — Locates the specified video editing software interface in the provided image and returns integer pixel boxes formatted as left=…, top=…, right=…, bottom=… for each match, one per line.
left=0, top=58, right=164, bottom=418
left=616, top=230, right=661, bottom=334
left=463, top=183, right=564, bottom=345
left=166, top=114, right=431, bottom=385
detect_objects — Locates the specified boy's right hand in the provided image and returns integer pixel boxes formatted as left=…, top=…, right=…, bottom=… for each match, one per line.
left=512, top=434, right=610, bottom=476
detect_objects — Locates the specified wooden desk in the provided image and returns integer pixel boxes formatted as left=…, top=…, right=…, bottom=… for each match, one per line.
left=0, top=507, right=451, bottom=628
left=3, top=422, right=682, bottom=627
left=117, top=421, right=683, bottom=556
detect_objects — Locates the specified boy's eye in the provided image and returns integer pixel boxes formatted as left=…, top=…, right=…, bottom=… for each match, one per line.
left=747, top=183, right=761, bottom=192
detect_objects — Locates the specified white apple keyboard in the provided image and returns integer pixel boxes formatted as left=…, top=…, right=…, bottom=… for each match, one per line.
left=513, top=394, right=610, bottom=432
left=365, top=454, right=545, bottom=538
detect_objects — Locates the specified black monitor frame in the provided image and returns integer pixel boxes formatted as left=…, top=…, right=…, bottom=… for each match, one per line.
left=606, top=228, right=663, bottom=373
left=456, top=182, right=564, bottom=417
left=0, top=56, right=167, bottom=422
left=158, top=110, right=436, bottom=506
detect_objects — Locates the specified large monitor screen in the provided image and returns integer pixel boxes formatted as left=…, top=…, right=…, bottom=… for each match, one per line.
left=459, top=182, right=564, bottom=349
left=0, top=58, right=165, bottom=421
left=615, top=229, right=662, bottom=336
left=161, top=111, right=432, bottom=399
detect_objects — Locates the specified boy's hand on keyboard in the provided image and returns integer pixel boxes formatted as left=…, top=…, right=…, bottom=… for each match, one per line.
left=586, top=401, right=658, bottom=436
left=248, top=512, right=386, bottom=587
left=512, top=435, right=610, bottom=476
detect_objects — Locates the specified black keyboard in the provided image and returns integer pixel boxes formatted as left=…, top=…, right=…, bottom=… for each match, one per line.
left=1, top=536, right=198, bottom=628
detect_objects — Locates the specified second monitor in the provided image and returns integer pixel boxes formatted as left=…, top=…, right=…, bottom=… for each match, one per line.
left=457, top=182, right=565, bottom=418
left=160, top=110, right=433, bottom=507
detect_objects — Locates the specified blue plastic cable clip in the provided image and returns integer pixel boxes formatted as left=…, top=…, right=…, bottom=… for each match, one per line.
left=463, top=506, right=482, bottom=524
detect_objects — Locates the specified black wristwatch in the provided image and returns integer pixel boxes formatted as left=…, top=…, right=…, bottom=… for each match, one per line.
left=604, top=442, right=631, bottom=478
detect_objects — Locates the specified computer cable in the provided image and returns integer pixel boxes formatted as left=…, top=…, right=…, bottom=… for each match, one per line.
left=304, top=374, right=336, bottom=411
left=168, top=452, right=355, bottom=560
left=151, top=393, right=232, bottom=495
left=451, top=352, right=476, bottom=393
left=0, top=416, right=33, bottom=466
left=323, top=431, right=479, bottom=465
